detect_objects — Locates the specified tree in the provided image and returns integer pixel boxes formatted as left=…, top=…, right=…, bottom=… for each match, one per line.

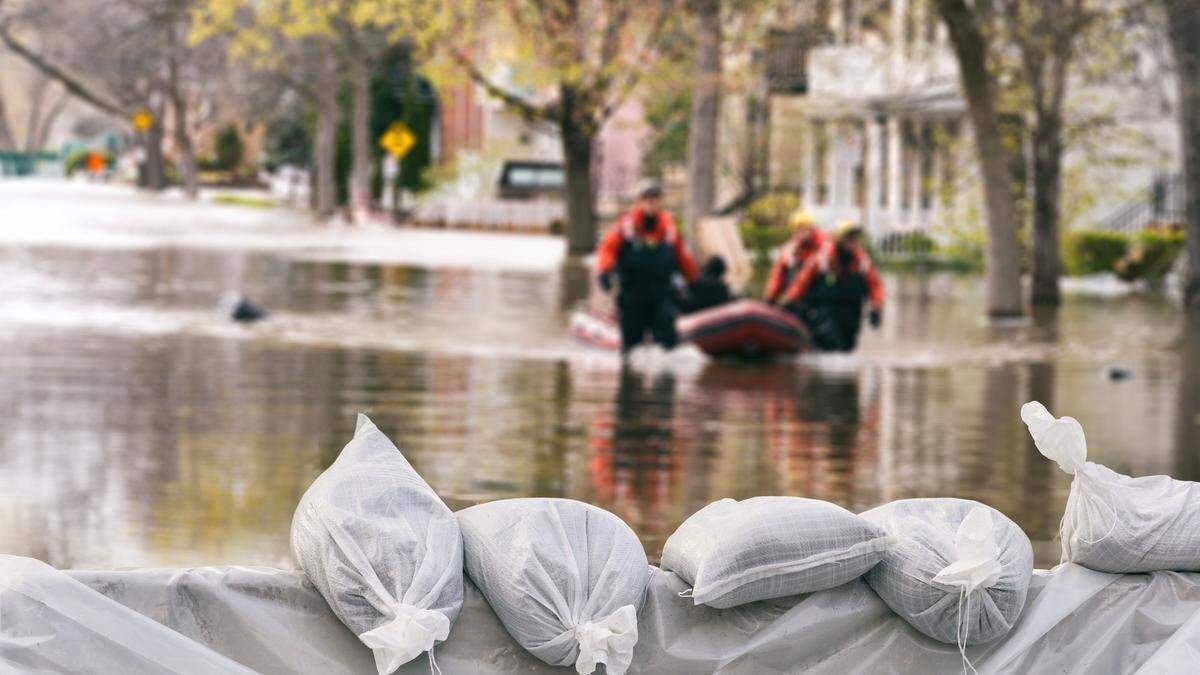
left=1163, top=0, right=1200, bottom=309
left=1, top=0, right=219, bottom=196
left=192, top=0, right=350, bottom=216
left=444, top=1, right=681, bottom=255
left=1002, top=0, right=1104, bottom=306
left=936, top=0, right=1025, bottom=317
left=684, top=0, right=720, bottom=234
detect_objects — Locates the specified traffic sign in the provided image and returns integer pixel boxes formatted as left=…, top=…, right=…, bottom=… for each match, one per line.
left=379, top=122, right=416, bottom=159
left=131, top=109, right=154, bottom=133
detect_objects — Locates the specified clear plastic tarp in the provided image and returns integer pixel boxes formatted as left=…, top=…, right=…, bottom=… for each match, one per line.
left=0, top=559, right=1183, bottom=673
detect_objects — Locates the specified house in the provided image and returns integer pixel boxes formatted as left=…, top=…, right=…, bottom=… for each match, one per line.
left=725, top=1, right=1181, bottom=240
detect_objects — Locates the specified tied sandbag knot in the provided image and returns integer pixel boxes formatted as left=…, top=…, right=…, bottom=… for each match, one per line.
left=931, top=506, right=1003, bottom=675
left=359, top=603, right=450, bottom=675
left=571, top=604, right=638, bottom=675
left=1021, top=401, right=1118, bottom=547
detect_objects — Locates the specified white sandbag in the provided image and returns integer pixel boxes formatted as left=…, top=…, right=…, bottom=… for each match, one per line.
left=457, top=498, right=649, bottom=675
left=861, top=498, right=1033, bottom=646
left=1022, top=400, right=1200, bottom=573
left=291, top=414, right=463, bottom=675
left=660, top=496, right=890, bottom=608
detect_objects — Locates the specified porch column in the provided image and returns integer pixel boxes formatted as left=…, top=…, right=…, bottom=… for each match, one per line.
left=803, top=117, right=817, bottom=208
left=886, top=115, right=902, bottom=230
left=865, top=116, right=884, bottom=235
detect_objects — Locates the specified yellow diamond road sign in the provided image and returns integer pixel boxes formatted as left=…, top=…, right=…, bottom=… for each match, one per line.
left=131, top=109, right=154, bottom=133
left=379, top=122, right=416, bottom=159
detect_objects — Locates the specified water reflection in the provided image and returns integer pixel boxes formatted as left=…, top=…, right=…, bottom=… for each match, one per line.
left=0, top=240, right=1196, bottom=570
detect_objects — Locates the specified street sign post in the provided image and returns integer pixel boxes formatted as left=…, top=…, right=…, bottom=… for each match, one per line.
left=131, top=110, right=154, bottom=133
left=379, top=122, right=416, bottom=160
left=379, top=122, right=416, bottom=219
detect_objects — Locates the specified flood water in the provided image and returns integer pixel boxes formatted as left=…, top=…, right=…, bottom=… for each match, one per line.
left=1, top=224, right=1197, bottom=570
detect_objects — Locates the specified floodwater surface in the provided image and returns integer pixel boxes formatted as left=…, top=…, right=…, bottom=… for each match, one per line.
left=0, top=191, right=1197, bottom=570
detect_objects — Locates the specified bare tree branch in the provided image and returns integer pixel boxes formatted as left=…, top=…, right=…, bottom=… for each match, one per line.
left=448, top=45, right=555, bottom=121
left=0, top=25, right=126, bottom=117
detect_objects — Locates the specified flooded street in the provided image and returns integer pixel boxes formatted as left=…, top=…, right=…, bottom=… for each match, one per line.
left=1, top=183, right=1196, bottom=570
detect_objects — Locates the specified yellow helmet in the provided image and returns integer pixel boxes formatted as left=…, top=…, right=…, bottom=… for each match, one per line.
left=788, top=210, right=816, bottom=230
left=835, top=220, right=863, bottom=240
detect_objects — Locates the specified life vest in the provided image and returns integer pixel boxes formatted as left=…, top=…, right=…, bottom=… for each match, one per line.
left=614, top=212, right=680, bottom=300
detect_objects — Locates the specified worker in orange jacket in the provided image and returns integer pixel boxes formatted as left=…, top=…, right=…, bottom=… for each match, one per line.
left=780, top=221, right=883, bottom=351
left=764, top=210, right=829, bottom=305
left=596, top=183, right=698, bottom=353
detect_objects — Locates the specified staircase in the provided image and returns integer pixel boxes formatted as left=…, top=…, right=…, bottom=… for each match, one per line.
left=1102, top=173, right=1185, bottom=234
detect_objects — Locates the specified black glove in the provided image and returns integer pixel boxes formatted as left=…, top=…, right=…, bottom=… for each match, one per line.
left=869, top=309, right=882, bottom=328
left=598, top=273, right=613, bottom=293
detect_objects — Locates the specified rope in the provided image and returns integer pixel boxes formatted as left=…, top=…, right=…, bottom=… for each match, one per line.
left=424, top=638, right=439, bottom=672
left=954, top=589, right=979, bottom=675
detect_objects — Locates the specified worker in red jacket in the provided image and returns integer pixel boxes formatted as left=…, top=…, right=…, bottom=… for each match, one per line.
left=780, top=221, right=883, bottom=351
left=764, top=210, right=829, bottom=305
left=596, top=183, right=698, bottom=353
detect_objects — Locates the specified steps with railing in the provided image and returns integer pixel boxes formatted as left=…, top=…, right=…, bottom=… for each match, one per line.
left=1102, top=173, right=1184, bottom=234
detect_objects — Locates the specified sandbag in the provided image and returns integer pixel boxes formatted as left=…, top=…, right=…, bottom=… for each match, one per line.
left=1022, top=400, right=1200, bottom=573
left=660, top=496, right=890, bottom=608
left=291, top=414, right=463, bottom=675
left=457, top=498, right=649, bottom=675
left=861, top=498, right=1033, bottom=646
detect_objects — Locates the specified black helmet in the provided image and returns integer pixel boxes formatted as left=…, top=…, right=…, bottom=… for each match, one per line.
left=638, top=181, right=664, bottom=200
left=703, top=255, right=727, bottom=278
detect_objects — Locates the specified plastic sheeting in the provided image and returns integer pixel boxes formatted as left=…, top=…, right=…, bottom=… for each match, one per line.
left=0, top=555, right=254, bottom=674
left=13, top=560, right=1188, bottom=674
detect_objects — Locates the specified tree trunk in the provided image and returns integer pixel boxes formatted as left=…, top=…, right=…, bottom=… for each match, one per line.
left=166, top=23, right=198, bottom=200
left=31, top=92, right=69, bottom=151
left=936, top=0, right=1024, bottom=317
left=22, top=75, right=48, bottom=153
left=314, top=93, right=339, bottom=218
left=1166, top=0, right=1200, bottom=309
left=0, top=95, right=16, bottom=151
left=685, top=0, right=721, bottom=237
left=144, top=103, right=166, bottom=191
left=348, top=48, right=373, bottom=223
left=170, top=91, right=199, bottom=199
left=1030, top=120, right=1063, bottom=305
left=560, top=85, right=598, bottom=255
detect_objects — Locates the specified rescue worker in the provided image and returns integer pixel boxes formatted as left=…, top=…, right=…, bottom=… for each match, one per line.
left=764, top=210, right=829, bottom=305
left=596, top=183, right=698, bottom=354
left=680, top=255, right=735, bottom=314
left=780, top=221, right=883, bottom=352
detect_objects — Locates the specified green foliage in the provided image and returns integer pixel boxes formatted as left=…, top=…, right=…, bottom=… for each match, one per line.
left=1062, top=230, right=1129, bottom=276
left=935, top=219, right=987, bottom=272
left=214, top=123, right=245, bottom=171
left=211, top=193, right=276, bottom=208
left=336, top=47, right=436, bottom=205
left=263, top=104, right=312, bottom=171
left=1115, top=228, right=1186, bottom=282
left=739, top=192, right=799, bottom=271
left=64, top=149, right=114, bottom=175
left=641, top=87, right=691, bottom=179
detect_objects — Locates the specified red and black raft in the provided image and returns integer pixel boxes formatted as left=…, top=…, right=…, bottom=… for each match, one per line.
left=570, top=300, right=809, bottom=358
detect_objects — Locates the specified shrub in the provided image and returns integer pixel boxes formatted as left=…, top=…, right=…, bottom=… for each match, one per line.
left=739, top=192, right=800, bottom=265
left=876, top=231, right=936, bottom=256
left=214, top=123, right=245, bottom=171
left=64, top=149, right=114, bottom=176
left=1115, top=227, right=1186, bottom=282
left=1062, top=230, right=1129, bottom=276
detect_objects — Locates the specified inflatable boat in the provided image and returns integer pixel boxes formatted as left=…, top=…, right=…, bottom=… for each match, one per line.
left=570, top=300, right=809, bottom=358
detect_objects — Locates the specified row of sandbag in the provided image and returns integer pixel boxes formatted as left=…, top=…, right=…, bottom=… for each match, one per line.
left=290, top=403, right=1200, bottom=675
